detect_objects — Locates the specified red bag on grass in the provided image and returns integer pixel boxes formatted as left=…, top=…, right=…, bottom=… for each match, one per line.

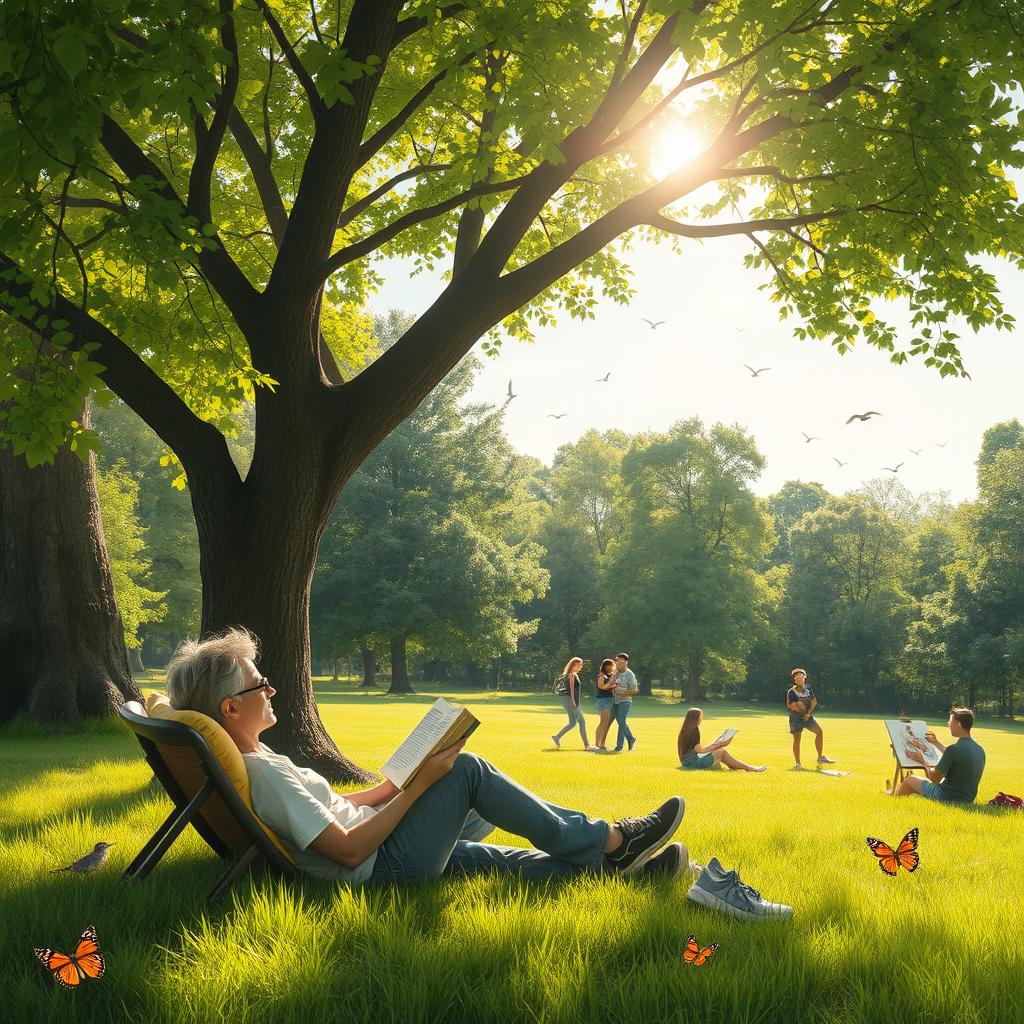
left=988, top=792, right=1024, bottom=808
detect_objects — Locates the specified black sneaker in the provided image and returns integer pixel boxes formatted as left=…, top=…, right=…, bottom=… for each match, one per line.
left=641, top=842, right=686, bottom=878
left=605, top=796, right=685, bottom=876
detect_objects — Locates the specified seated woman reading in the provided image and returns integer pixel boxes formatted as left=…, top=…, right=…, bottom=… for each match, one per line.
left=165, top=629, right=688, bottom=884
left=677, top=708, right=766, bottom=772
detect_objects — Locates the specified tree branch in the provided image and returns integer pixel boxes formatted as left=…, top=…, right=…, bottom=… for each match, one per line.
left=99, top=116, right=261, bottom=334
left=0, top=252, right=240, bottom=493
left=393, top=4, right=467, bottom=46
left=336, top=163, right=452, bottom=230
left=321, top=173, right=530, bottom=279
left=228, top=108, right=288, bottom=245
left=257, top=0, right=325, bottom=117
left=188, top=0, right=241, bottom=227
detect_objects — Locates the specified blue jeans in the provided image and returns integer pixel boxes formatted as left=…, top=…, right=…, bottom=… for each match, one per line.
left=369, top=753, right=609, bottom=882
left=554, top=696, right=589, bottom=746
left=613, top=700, right=635, bottom=751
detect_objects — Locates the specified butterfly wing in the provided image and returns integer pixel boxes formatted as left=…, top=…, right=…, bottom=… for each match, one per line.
left=33, top=948, right=83, bottom=989
left=681, top=936, right=719, bottom=966
left=895, top=829, right=920, bottom=873
left=866, top=837, right=900, bottom=875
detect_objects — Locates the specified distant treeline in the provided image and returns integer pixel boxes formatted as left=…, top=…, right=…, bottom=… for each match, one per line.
left=94, top=357, right=1024, bottom=716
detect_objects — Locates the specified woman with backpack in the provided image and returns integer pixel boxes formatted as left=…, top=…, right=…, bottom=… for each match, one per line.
left=551, top=657, right=593, bottom=750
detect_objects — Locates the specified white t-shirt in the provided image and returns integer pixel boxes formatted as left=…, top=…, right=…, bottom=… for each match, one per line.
left=242, top=744, right=378, bottom=884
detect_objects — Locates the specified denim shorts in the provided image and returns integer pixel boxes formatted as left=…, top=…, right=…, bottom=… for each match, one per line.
left=789, top=714, right=820, bottom=734
left=920, top=780, right=958, bottom=803
left=594, top=696, right=614, bottom=711
left=682, top=752, right=716, bottom=770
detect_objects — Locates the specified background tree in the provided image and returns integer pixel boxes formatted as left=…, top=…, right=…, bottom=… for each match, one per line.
left=603, top=419, right=771, bottom=702
left=784, top=495, right=912, bottom=709
left=95, top=461, right=168, bottom=669
left=311, top=353, right=547, bottom=693
left=2, top=1, right=1021, bottom=774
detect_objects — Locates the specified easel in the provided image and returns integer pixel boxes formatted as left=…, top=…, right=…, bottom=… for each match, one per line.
left=886, top=711, right=928, bottom=795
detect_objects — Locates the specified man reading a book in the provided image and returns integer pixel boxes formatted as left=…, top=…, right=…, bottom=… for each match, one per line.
left=893, top=707, right=986, bottom=803
left=165, top=629, right=689, bottom=885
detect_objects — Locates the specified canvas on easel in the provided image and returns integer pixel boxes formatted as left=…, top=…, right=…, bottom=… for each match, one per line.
left=883, top=718, right=940, bottom=791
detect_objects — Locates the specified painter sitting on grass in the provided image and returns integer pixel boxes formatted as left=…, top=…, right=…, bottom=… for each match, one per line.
left=165, top=628, right=691, bottom=885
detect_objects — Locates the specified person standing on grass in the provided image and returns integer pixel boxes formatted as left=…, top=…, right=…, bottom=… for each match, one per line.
left=165, top=628, right=691, bottom=882
left=551, top=657, right=595, bottom=750
left=677, top=708, right=766, bottom=772
left=894, top=707, right=986, bottom=803
left=611, top=652, right=638, bottom=752
left=593, top=658, right=618, bottom=751
left=786, top=668, right=835, bottom=769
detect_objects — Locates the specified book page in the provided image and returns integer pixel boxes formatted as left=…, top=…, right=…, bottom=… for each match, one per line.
left=884, top=720, right=941, bottom=769
left=381, top=699, right=462, bottom=789
left=714, top=728, right=738, bottom=744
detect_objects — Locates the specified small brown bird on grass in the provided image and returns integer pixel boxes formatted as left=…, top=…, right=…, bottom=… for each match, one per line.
left=51, top=842, right=115, bottom=874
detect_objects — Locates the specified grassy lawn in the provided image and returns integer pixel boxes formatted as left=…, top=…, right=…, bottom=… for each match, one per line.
left=2, top=684, right=1023, bottom=1024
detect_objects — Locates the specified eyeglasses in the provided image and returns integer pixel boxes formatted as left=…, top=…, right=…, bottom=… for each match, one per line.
left=232, top=678, right=271, bottom=698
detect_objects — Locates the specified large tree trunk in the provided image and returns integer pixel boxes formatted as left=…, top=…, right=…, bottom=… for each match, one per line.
left=388, top=634, right=414, bottom=694
left=194, top=460, right=375, bottom=782
left=359, top=640, right=376, bottom=688
left=0, top=398, right=141, bottom=723
left=128, top=647, right=145, bottom=674
left=682, top=652, right=707, bottom=704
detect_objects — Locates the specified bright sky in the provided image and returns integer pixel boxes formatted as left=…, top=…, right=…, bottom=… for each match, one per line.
left=377, top=233, right=1024, bottom=505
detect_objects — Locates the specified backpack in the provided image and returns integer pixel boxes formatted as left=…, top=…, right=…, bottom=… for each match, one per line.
left=988, top=791, right=1024, bottom=809
left=553, top=674, right=570, bottom=696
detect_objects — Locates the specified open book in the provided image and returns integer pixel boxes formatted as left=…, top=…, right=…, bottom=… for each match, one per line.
left=381, top=698, right=480, bottom=790
left=714, top=728, right=738, bottom=744
left=884, top=719, right=941, bottom=769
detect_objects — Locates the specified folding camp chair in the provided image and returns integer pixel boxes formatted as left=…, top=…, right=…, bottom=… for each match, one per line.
left=119, top=696, right=297, bottom=902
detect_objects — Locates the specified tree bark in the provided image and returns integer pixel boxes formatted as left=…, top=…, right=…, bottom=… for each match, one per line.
left=638, top=671, right=653, bottom=697
left=387, top=634, right=414, bottom=694
left=682, top=652, right=706, bottom=704
left=358, top=640, right=376, bottom=688
left=0, top=397, right=142, bottom=723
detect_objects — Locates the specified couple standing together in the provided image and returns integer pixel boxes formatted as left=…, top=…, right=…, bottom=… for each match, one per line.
left=553, top=653, right=637, bottom=753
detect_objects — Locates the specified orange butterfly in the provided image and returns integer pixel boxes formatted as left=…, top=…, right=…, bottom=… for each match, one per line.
left=866, top=828, right=920, bottom=875
left=681, top=935, right=719, bottom=967
left=33, top=924, right=105, bottom=989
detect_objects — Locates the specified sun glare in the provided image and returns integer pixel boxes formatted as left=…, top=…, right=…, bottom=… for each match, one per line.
left=649, top=126, right=706, bottom=179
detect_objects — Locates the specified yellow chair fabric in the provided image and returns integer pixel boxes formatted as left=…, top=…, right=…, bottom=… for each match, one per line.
left=143, top=693, right=295, bottom=864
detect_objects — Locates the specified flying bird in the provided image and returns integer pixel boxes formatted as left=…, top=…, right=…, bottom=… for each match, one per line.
left=832, top=457, right=849, bottom=468
left=547, top=413, right=569, bottom=419
left=935, top=440, right=949, bottom=448
left=505, top=380, right=516, bottom=402
left=743, top=365, right=771, bottom=377
left=883, top=463, right=905, bottom=473
left=909, top=448, right=923, bottom=456
left=51, top=842, right=115, bottom=874
left=642, top=318, right=667, bottom=330
left=846, top=411, right=883, bottom=424
left=736, top=327, right=748, bottom=333
left=802, top=432, right=821, bottom=444
left=596, top=372, right=612, bottom=382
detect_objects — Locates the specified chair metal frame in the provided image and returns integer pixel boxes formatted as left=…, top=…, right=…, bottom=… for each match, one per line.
left=119, top=701, right=297, bottom=902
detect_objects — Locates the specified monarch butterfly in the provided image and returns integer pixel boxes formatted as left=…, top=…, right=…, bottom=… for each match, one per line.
left=681, top=935, right=718, bottom=967
left=33, top=924, right=105, bottom=989
left=865, top=828, right=920, bottom=875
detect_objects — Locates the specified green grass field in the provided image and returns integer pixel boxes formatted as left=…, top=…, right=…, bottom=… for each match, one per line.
left=2, top=684, right=1023, bottom=1024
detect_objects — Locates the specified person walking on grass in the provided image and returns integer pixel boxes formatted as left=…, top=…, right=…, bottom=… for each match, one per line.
left=677, top=708, right=766, bottom=772
left=893, top=707, right=986, bottom=803
left=611, top=652, right=638, bottom=752
left=166, top=629, right=691, bottom=883
left=786, top=668, right=835, bottom=770
left=551, top=657, right=595, bottom=751
left=593, top=658, right=618, bottom=751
